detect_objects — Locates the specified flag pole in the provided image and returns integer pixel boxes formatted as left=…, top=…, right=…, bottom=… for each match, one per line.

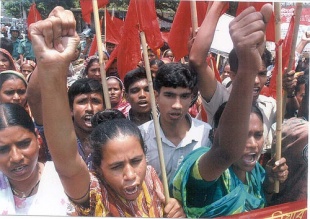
left=282, top=3, right=303, bottom=120
left=140, top=31, right=170, bottom=203
left=190, top=1, right=198, bottom=35
left=274, top=2, right=282, bottom=193
left=92, top=0, right=111, bottom=109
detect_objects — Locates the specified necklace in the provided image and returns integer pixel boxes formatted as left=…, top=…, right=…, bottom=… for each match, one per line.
left=11, top=180, right=40, bottom=198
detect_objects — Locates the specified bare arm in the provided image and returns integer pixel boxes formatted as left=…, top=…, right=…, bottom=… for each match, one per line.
left=29, top=6, right=90, bottom=203
left=198, top=4, right=274, bottom=181
left=27, top=67, right=43, bottom=125
left=296, top=31, right=310, bottom=55
left=189, top=2, right=227, bottom=102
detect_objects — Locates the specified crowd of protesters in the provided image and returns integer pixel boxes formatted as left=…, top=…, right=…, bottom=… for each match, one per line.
left=0, top=2, right=308, bottom=217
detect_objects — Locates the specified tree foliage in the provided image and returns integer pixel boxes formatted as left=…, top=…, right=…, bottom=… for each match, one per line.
left=2, top=0, right=79, bottom=19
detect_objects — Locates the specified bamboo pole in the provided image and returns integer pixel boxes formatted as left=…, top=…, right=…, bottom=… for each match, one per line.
left=190, top=1, right=198, bottom=35
left=274, top=2, right=282, bottom=193
left=92, top=0, right=111, bottom=109
left=282, top=3, right=303, bottom=120
left=104, top=6, right=107, bottom=50
left=140, top=31, right=170, bottom=203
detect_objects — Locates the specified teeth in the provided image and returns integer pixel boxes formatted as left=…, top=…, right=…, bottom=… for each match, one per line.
left=14, top=166, right=24, bottom=171
left=125, top=186, right=138, bottom=195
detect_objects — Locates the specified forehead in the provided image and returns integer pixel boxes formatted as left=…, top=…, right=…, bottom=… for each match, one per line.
left=159, top=86, right=191, bottom=94
left=1, top=78, right=26, bottom=88
left=0, top=126, right=34, bottom=144
left=128, top=78, right=148, bottom=89
left=73, top=92, right=104, bottom=101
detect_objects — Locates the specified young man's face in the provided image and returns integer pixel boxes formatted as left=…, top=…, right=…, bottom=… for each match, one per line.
left=155, top=87, right=193, bottom=124
left=252, top=63, right=268, bottom=103
left=125, top=78, right=151, bottom=114
left=71, top=92, right=104, bottom=133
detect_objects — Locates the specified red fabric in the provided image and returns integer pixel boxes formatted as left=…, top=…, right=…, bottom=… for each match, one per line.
left=27, top=3, right=42, bottom=39
left=116, top=0, right=163, bottom=80
left=236, top=2, right=275, bottom=42
left=168, top=1, right=228, bottom=62
left=80, top=0, right=109, bottom=24
left=161, top=32, right=169, bottom=43
left=268, top=15, right=295, bottom=99
left=105, top=45, right=118, bottom=71
left=88, top=16, right=104, bottom=56
left=105, top=11, right=124, bottom=45
left=207, top=55, right=222, bottom=83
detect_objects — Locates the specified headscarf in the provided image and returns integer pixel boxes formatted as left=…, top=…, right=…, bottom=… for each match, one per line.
left=0, top=70, right=28, bottom=86
left=0, top=48, right=18, bottom=71
left=80, top=55, right=99, bottom=78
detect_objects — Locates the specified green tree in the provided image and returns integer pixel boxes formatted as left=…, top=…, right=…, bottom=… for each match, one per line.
left=3, top=0, right=79, bottom=19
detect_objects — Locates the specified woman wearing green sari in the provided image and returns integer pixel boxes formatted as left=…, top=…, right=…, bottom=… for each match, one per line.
left=172, top=2, right=288, bottom=218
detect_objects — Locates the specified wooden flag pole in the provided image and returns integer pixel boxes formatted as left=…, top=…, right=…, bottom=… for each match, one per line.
left=104, top=6, right=107, bottom=50
left=92, top=0, right=111, bottom=109
left=190, top=1, right=198, bottom=35
left=140, top=31, right=170, bottom=203
left=274, top=2, right=282, bottom=193
left=282, top=3, right=303, bottom=120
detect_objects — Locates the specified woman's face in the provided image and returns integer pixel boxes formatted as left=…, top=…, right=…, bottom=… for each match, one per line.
left=0, top=78, right=27, bottom=107
left=100, top=135, right=146, bottom=200
left=232, top=113, right=264, bottom=178
left=107, top=78, right=123, bottom=108
left=0, top=126, right=39, bottom=183
left=21, top=64, right=34, bottom=77
left=87, top=61, right=101, bottom=81
left=0, top=53, right=12, bottom=73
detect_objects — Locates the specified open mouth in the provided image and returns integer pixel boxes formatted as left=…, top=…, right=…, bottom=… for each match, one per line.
left=84, top=115, right=93, bottom=126
left=138, top=100, right=148, bottom=107
left=243, top=153, right=257, bottom=165
left=124, top=185, right=138, bottom=195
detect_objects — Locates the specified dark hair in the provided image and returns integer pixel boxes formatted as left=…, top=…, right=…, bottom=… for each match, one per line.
left=295, top=75, right=306, bottom=94
left=297, top=76, right=309, bottom=120
left=150, top=59, right=164, bottom=68
left=91, top=109, right=125, bottom=127
left=68, top=78, right=104, bottom=109
left=0, top=72, right=27, bottom=89
left=154, top=62, right=197, bottom=92
left=106, top=76, right=123, bottom=90
left=90, top=118, right=146, bottom=169
left=0, top=103, right=36, bottom=136
left=83, top=57, right=99, bottom=77
left=229, top=48, right=273, bottom=73
left=210, top=102, right=264, bottom=143
left=0, top=37, right=13, bottom=54
left=123, top=67, right=147, bottom=93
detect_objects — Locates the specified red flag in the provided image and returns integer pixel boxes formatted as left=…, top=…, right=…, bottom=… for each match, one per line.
left=207, top=55, right=222, bottom=83
left=105, top=11, right=124, bottom=45
left=88, top=16, right=104, bottom=56
left=236, top=2, right=275, bottom=42
left=168, top=1, right=228, bottom=61
left=116, top=0, right=164, bottom=80
left=80, top=0, right=109, bottom=24
left=27, top=3, right=42, bottom=39
left=268, top=15, right=295, bottom=98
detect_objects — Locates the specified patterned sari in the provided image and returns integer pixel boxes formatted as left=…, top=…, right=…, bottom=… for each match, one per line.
left=171, top=147, right=266, bottom=218
left=72, top=165, right=165, bottom=217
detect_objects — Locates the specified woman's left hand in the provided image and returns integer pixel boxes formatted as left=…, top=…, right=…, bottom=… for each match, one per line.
left=164, top=198, right=186, bottom=218
left=266, top=157, right=289, bottom=184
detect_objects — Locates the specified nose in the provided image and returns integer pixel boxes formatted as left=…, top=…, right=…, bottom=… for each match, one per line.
left=85, top=101, right=94, bottom=112
left=139, top=89, right=146, bottom=98
left=10, top=146, right=24, bottom=163
left=12, top=92, right=20, bottom=101
left=246, top=136, right=258, bottom=149
left=124, top=164, right=136, bottom=181
left=172, top=97, right=182, bottom=109
left=254, top=75, right=260, bottom=85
